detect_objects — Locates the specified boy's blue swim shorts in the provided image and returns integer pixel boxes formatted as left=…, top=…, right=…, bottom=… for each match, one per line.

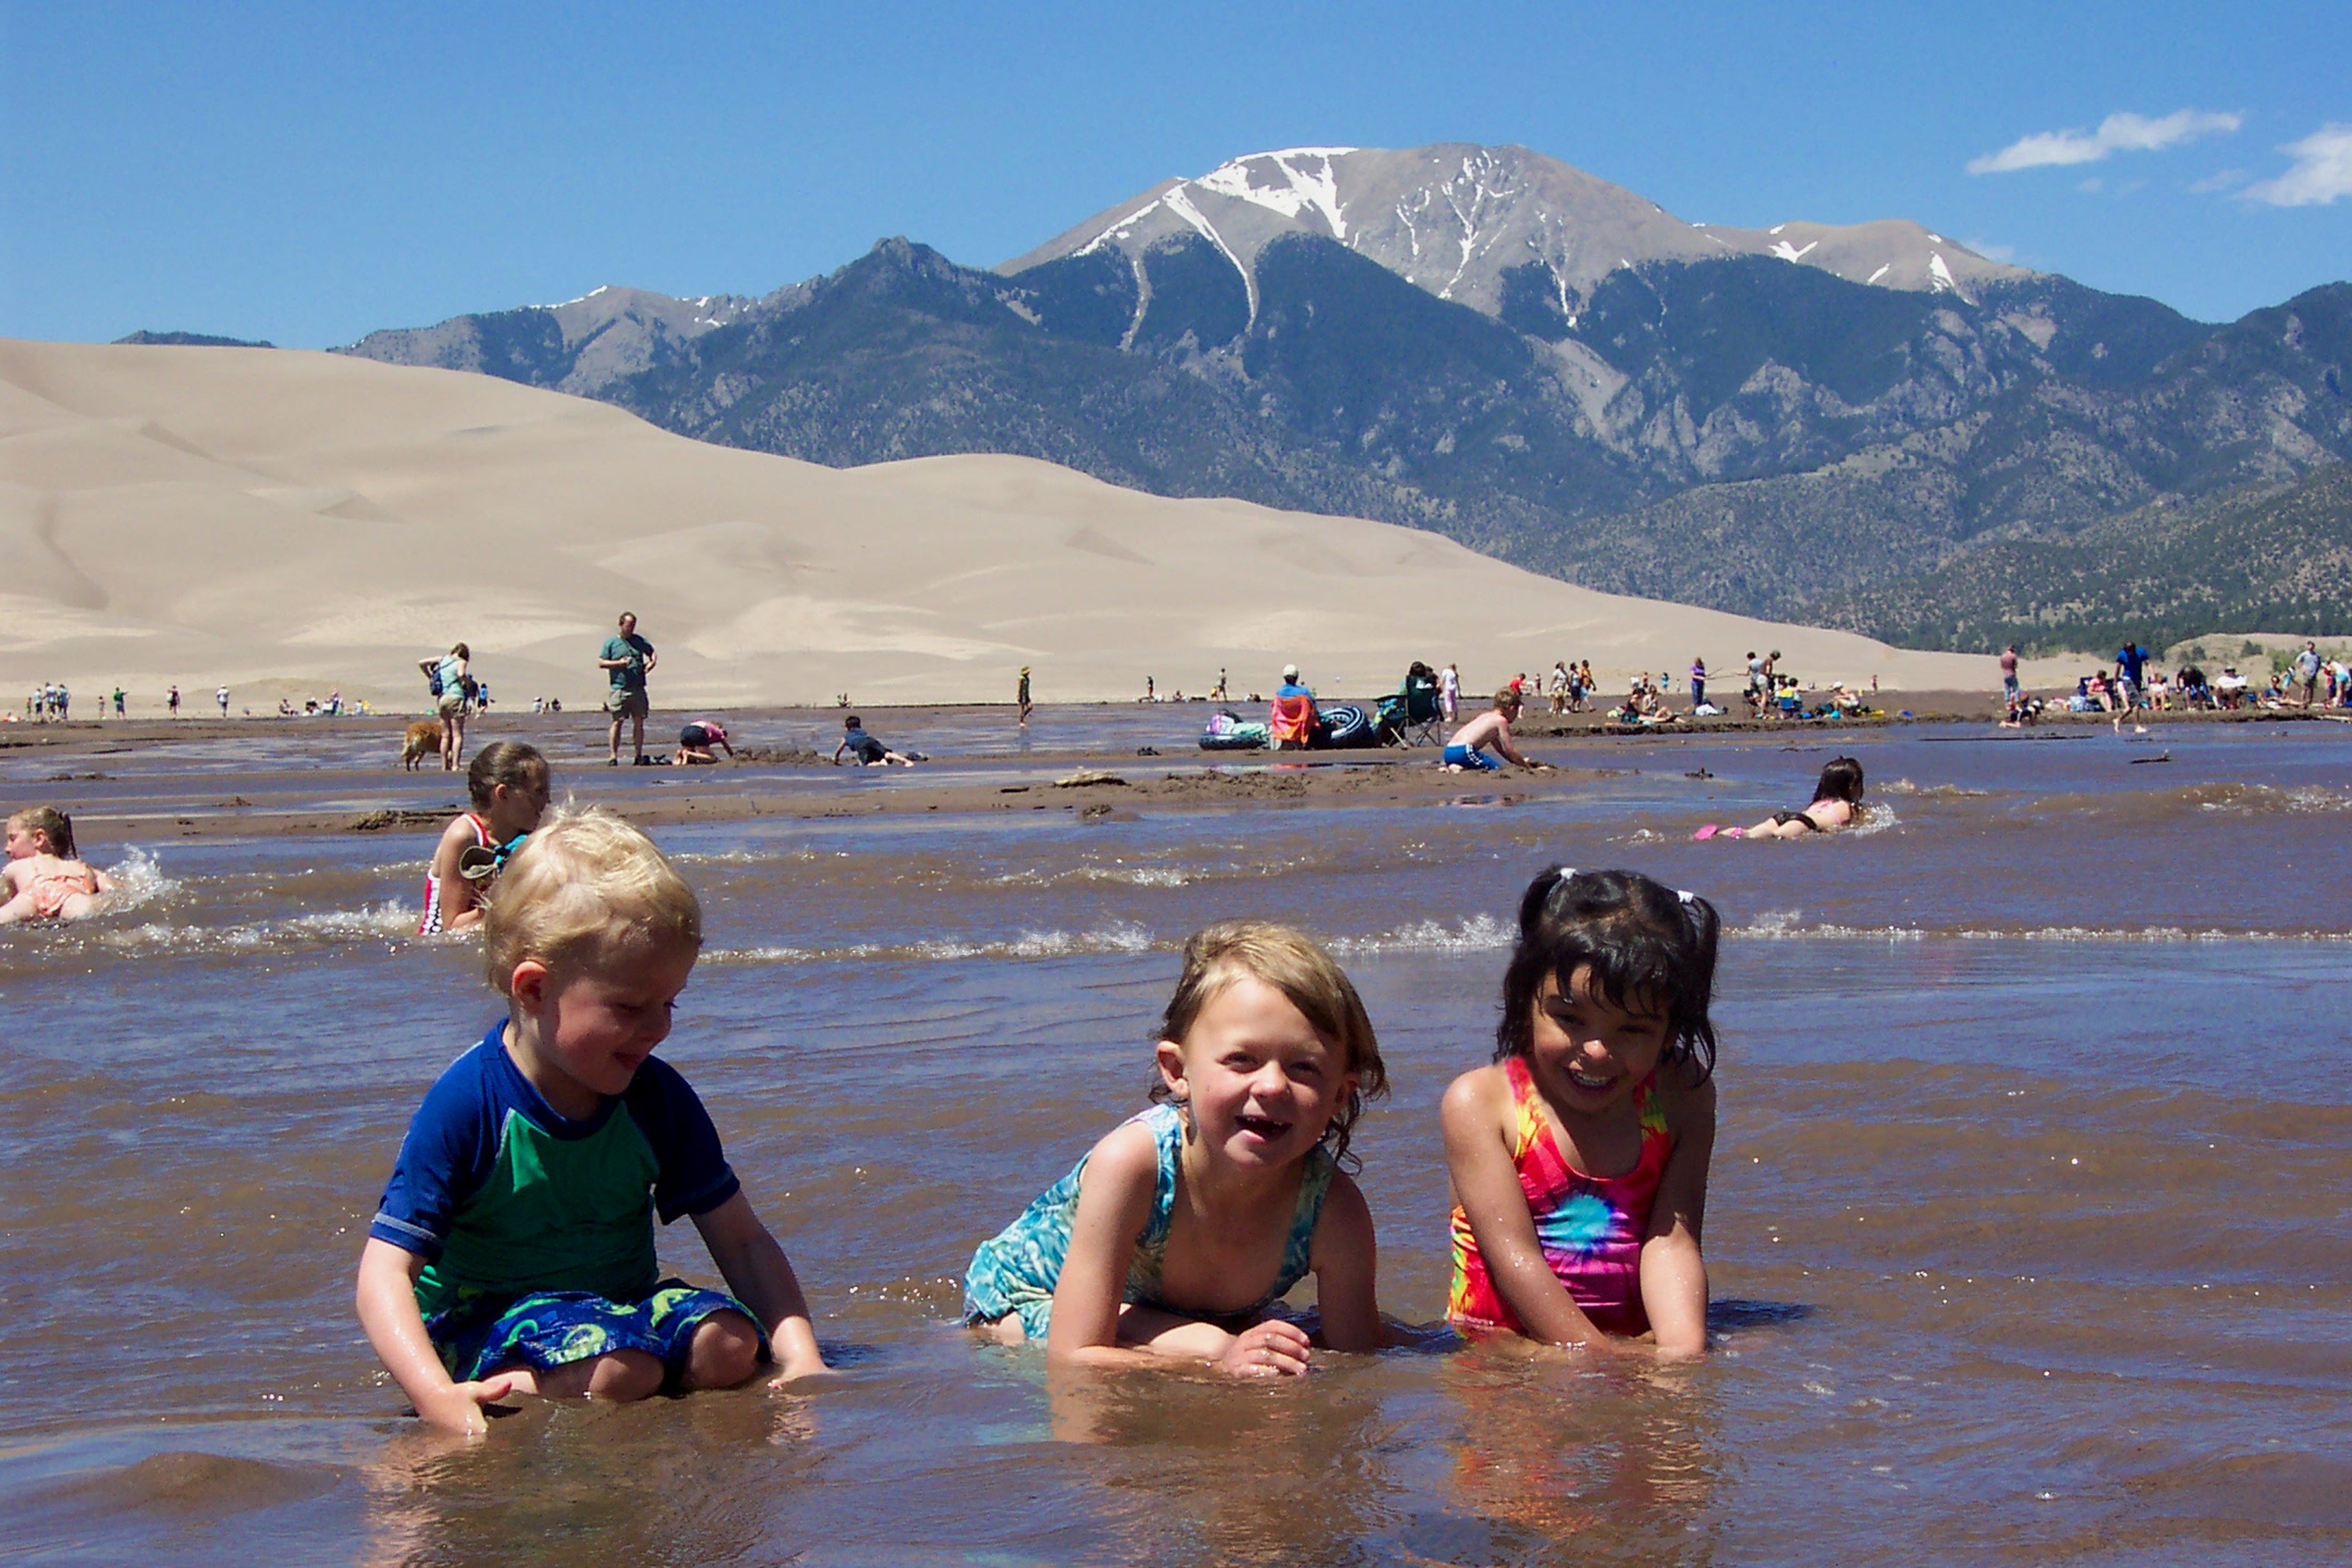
left=427, top=1279, right=762, bottom=1388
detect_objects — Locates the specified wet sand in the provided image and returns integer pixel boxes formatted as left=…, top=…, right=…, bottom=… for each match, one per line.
left=9, top=693, right=2343, bottom=847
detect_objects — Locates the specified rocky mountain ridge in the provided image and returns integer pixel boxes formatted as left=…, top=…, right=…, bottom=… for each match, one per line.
left=318, top=142, right=2351, bottom=645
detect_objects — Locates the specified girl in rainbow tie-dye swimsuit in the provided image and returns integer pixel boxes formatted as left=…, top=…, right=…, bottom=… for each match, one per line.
left=1443, top=866, right=1719, bottom=1357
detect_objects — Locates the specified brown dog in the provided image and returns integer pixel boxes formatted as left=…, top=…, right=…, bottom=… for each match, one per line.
left=400, top=720, right=442, bottom=771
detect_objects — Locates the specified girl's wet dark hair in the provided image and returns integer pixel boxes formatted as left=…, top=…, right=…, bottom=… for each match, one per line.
left=1495, top=866, right=1719, bottom=1083
left=1812, top=757, right=1865, bottom=804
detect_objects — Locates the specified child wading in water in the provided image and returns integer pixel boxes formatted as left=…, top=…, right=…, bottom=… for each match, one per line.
left=0, top=808, right=114, bottom=924
left=418, top=742, right=550, bottom=935
left=964, top=921, right=1388, bottom=1374
left=1443, top=867, right=1718, bottom=1359
left=358, top=807, right=829, bottom=1434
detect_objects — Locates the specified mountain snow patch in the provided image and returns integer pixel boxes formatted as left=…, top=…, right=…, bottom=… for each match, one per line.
left=1193, top=150, right=1351, bottom=238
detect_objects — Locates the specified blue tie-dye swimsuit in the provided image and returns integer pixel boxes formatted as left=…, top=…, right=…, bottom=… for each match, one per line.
left=962, top=1103, right=1335, bottom=1341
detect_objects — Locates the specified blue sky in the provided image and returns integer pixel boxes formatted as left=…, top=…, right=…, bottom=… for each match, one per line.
left=3, top=2, right=2346, bottom=347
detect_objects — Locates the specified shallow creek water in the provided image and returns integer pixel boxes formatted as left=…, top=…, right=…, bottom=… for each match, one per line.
left=2, top=715, right=2347, bottom=1564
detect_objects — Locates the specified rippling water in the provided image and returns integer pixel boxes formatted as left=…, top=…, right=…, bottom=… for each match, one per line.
left=3, top=713, right=2347, bottom=1564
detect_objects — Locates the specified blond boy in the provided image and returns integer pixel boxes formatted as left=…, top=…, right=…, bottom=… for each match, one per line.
left=357, top=807, right=828, bottom=1434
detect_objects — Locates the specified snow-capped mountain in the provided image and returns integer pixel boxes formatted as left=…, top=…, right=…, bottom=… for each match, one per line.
left=1004, top=144, right=2024, bottom=319
left=301, top=140, right=2349, bottom=641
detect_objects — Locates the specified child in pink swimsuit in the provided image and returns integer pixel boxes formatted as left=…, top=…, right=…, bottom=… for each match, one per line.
left=1443, top=866, right=1719, bottom=1357
left=0, top=807, right=114, bottom=924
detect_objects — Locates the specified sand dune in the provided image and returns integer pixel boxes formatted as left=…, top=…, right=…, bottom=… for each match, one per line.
left=0, top=339, right=2009, bottom=713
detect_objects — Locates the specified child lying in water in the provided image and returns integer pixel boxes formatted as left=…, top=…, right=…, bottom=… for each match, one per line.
left=964, top=921, right=1388, bottom=1374
left=0, top=807, right=113, bottom=924
left=1443, top=867, right=1719, bottom=1359
left=1693, top=757, right=1865, bottom=840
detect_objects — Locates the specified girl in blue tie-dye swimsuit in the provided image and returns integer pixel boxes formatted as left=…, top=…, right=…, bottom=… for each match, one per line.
left=964, top=921, right=1391, bottom=1376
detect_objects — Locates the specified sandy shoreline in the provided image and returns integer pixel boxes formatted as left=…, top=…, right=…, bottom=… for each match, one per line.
left=7, top=695, right=2340, bottom=848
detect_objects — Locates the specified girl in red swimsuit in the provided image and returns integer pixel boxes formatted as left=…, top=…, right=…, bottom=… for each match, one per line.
left=1442, top=866, right=1719, bottom=1358
left=418, top=742, right=549, bottom=935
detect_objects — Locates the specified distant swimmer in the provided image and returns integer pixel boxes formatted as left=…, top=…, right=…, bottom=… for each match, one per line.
left=0, top=808, right=114, bottom=924
left=417, top=742, right=549, bottom=935
left=1693, top=757, right=1865, bottom=840
left=674, top=718, right=735, bottom=766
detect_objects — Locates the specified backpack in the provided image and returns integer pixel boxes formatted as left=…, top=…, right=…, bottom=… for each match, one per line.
left=426, top=670, right=445, bottom=697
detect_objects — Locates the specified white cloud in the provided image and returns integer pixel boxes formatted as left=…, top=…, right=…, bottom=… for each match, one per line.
left=2187, top=169, right=2247, bottom=194
left=1967, top=109, right=2242, bottom=175
left=2241, top=123, right=2352, bottom=206
left=1962, top=238, right=2018, bottom=263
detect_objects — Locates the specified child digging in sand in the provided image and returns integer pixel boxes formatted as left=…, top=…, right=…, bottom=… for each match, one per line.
left=964, top=921, right=1388, bottom=1373
left=0, top=808, right=114, bottom=924
left=1443, top=690, right=1550, bottom=773
left=1443, top=867, right=1719, bottom=1359
left=358, top=807, right=830, bottom=1434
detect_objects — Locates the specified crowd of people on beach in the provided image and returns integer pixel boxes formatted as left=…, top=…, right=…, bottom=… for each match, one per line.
left=2002, top=638, right=2352, bottom=730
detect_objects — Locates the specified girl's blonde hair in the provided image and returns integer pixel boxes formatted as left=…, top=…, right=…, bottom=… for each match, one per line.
left=1150, top=920, right=1388, bottom=1167
left=10, top=806, right=75, bottom=858
left=481, top=804, right=699, bottom=991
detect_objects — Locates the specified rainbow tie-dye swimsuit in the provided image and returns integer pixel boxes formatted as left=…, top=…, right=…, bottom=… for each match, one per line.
left=1447, top=1054, right=1671, bottom=1337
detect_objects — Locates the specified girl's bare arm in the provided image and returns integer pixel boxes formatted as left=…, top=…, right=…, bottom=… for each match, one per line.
left=1639, top=1076, right=1717, bottom=1359
left=1044, top=1123, right=1178, bottom=1368
left=1439, top=1069, right=1617, bottom=1349
left=1305, top=1171, right=1381, bottom=1352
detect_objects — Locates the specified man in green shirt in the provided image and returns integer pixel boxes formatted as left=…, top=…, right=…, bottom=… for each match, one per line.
left=597, top=612, right=657, bottom=765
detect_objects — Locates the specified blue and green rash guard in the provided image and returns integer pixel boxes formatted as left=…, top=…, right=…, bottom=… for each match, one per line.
left=369, top=1022, right=741, bottom=1319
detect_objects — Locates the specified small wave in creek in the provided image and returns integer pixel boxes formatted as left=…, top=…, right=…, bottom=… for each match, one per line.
left=1733, top=909, right=2350, bottom=943
left=704, top=921, right=1157, bottom=967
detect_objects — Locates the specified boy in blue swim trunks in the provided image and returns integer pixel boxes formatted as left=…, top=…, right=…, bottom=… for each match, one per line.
left=1442, top=689, right=1548, bottom=773
left=356, top=806, right=829, bottom=1434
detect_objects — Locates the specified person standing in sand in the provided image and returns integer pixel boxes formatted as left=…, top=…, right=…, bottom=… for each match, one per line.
left=1999, top=644, right=2020, bottom=710
left=2292, top=641, right=2322, bottom=708
left=598, top=612, right=657, bottom=766
left=1439, top=662, right=1461, bottom=723
left=167, top=684, right=180, bottom=719
left=1016, top=666, right=1033, bottom=726
left=216, top=685, right=230, bottom=717
left=420, top=642, right=471, bottom=772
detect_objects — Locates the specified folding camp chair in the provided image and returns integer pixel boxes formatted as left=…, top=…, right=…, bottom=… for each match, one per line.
left=1380, top=673, right=1445, bottom=746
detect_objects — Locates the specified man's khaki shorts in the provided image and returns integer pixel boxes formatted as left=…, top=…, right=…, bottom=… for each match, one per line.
left=604, top=687, right=649, bottom=720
